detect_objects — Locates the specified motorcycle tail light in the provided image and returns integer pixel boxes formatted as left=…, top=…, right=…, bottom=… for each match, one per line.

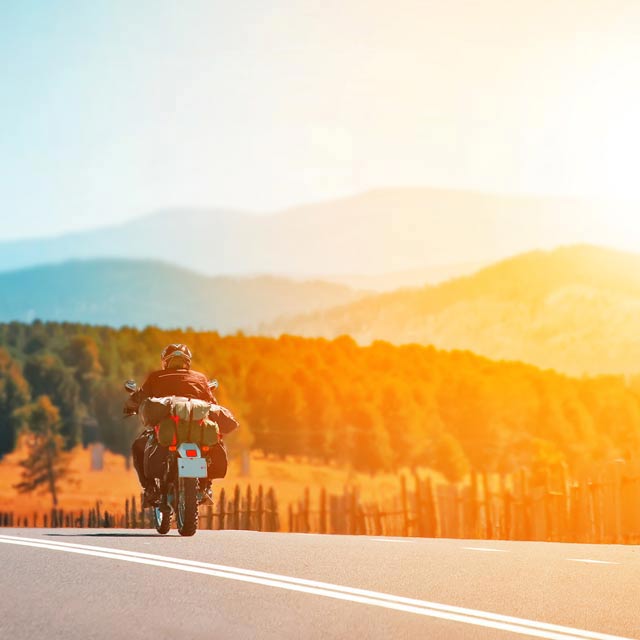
left=168, top=445, right=177, bottom=451
left=201, top=446, right=210, bottom=452
left=186, top=449, right=198, bottom=457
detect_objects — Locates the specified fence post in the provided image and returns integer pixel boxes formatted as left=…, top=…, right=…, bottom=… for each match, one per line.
left=422, top=477, right=436, bottom=537
left=587, top=480, right=596, bottom=542
left=256, top=485, right=264, bottom=532
left=500, top=475, right=511, bottom=540
left=244, top=485, right=253, bottom=530
left=373, top=502, right=383, bottom=536
left=400, top=476, right=409, bottom=537
left=304, top=487, right=311, bottom=533
left=227, top=499, right=235, bottom=530
left=267, top=487, right=279, bottom=532
left=414, top=473, right=425, bottom=537
left=319, top=487, right=327, bottom=535
left=613, top=460, right=625, bottom=543
left=261, top=488, right=270, bottom=532
left=233, top=485, right=241, bottom=529
left=356, top=502, right=367, bottom=535
left=470, top=471, right=479, bottom=538
left=218, top=488, right=226, bottom=530
left=520, top=468, right=531, bottom=540
left=559, top=462, right=569, bottom=542
left=349, top=490, right=358, bottom=536
left=482, top=472, right=493, bottom=539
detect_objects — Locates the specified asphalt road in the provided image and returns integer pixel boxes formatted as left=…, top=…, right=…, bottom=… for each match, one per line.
left=1, top=529, right=639, bottom=640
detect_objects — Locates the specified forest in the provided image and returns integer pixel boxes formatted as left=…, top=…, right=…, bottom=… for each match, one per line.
left=1, top=320, right=640, bottom=482
left=270, top=245, right=640, bottom=376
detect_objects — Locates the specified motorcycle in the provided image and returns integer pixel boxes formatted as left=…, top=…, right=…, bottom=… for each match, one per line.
left=124, top=379, right=219, bottom=537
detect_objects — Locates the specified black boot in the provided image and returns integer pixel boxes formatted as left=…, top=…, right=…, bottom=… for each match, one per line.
left=142, top=483, right=159, bottom=507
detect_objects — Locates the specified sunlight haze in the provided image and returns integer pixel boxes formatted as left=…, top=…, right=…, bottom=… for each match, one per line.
left=1, top=0, right=640, bottom=250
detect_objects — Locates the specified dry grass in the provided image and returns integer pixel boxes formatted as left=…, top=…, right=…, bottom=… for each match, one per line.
left=0, top=443, right=445, bottom=521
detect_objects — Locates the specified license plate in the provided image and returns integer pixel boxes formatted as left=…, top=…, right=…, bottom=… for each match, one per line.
left=177, top=458, right=207, bottom=478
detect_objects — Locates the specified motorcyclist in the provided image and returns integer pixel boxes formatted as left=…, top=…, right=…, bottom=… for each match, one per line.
left=126, top=343, right=220, bottom=506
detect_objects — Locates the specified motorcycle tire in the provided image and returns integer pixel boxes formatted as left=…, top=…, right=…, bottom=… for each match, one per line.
left=154, top=504, right=172, bottom=535
left=176, top=477, right=198, bottom=537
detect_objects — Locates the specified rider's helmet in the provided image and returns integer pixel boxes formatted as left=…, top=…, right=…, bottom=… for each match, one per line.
left=161, top=343, right=192, bottom=370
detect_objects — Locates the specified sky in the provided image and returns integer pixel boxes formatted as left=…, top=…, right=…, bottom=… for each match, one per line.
left=1, top=0, right=640, bottom=241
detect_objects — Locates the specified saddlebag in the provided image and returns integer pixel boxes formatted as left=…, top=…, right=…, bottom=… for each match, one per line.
left=144, top=437, right=169, bottom=480
left=207, top=441, right=228, bottom=479
left=157, top=417, right=177, bottom=447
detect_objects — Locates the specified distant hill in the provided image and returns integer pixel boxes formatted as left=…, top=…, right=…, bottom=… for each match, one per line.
left=0, top=260, right=363, bottom=332
left=267, top=245, right=640, bottom=375
left=0, top=188, right=631, bottom=283
left=323, top=261, right=486, bottom=292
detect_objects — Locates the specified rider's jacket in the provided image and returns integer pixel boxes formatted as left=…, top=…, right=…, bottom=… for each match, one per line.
left=134, top=368, right=214, bottom=406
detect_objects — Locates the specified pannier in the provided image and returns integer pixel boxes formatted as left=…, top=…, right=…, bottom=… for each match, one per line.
left=207, top=441, right=228, bottom=479
left=144, top=436, right=169, bottom=480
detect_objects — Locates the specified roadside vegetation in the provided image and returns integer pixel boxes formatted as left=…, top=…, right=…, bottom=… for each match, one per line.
left=2, top=321, right=640, bottom=496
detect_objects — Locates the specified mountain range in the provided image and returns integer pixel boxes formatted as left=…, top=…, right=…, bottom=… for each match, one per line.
left=267, top=245, right=640, bottom=376
left=0, top=260, right=362, bottom=333
left=5, top=245, right=640, bottom=375
left=4, top=188, right=640, bottom=375
left=0, top=188, right=632, bottom=287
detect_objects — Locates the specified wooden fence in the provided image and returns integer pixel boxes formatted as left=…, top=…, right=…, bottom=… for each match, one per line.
left=287, top=460, right=640, bottom=544
left=0, top=484, right=280, bottom=532
left=5, top=459, right=640, bottom=543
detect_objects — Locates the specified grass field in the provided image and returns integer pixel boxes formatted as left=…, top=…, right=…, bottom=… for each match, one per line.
left=0, top=441, right=442, bottom=520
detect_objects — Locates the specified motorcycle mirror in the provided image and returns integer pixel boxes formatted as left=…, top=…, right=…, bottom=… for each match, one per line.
left=208, top=379, right=219, bottom=390
left=124, top=380, right=138, bottom=393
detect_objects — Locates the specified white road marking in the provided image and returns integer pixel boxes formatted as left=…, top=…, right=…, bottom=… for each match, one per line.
left=463, top=547, right=509, bottom=553
left=567, top=559, right=620, bottom=565
left=0, top=534, right=632, bottom=640
left=370, top=539, right=415, bottom=543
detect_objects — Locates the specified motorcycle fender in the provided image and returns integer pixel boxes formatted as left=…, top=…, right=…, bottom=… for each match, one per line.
left=177, top=458, right=207, bottom=478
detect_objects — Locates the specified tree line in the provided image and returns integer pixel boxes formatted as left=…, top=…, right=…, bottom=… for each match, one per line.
left=1, top=320, right=640, bottom=483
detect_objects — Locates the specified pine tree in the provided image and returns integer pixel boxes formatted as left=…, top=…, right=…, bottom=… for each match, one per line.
left=0, top=348, right=30, bottom=457
left=14, top=396, right=71, bottom=507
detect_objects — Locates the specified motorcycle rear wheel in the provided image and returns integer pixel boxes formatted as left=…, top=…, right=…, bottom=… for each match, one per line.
left=176, top=477, right=199, bottom=537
